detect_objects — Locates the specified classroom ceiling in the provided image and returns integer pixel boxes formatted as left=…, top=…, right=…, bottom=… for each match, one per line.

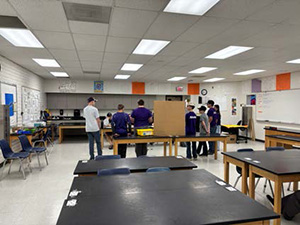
left=1, top=0, right=300, bottom=83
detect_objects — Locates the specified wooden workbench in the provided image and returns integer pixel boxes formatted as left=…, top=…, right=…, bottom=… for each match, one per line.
left=58, top=124, right=86, bottom=144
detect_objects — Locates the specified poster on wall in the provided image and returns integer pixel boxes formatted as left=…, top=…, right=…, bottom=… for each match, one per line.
left=1, top=82, right=17, bottom=126
left=231, top=98, right=237, bottom=116
left=94, top=81, right=104, bottom=93
left=58, top=80, right=77, bottom=93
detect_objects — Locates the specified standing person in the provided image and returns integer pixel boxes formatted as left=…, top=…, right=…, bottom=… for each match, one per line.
left=197, top=106, right=210, bottom=156
left=111, top=104, right=131, bottom=158
left=83, top=97, right=102, bottom=160
left=207, top=100, right=217, bottom=155
left=185, top=103, right=197, bottom=160
left=130, top=99, right=153, bottom=157
left=214, top=104, right=221, bottom=151
left=103, top=112, right=113, bottom=149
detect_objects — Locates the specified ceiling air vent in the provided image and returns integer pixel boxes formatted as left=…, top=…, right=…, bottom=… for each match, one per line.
left=0, top=16, right=26, bottom=28
left=190, top=75, right=206, bottom=78
left=63, top=2, right=112, bottom=24
left=83, top=71, right=100, bottom=75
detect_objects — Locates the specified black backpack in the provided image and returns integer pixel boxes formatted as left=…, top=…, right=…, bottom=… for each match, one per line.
left=282, top=190, right=300, bottom=220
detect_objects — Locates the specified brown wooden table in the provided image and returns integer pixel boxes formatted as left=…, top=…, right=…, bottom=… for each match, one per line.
left=9, top=128, right=45, bottom=147
left=264, top=126, right=300, bottom=149
left=100, top=127, right=112, bottom=149
left=58, top=124, right=85, bottom=144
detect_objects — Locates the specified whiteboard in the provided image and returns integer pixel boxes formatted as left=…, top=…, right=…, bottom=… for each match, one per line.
left=22, top=87, right=41, bottom=124
left=256, top=89, right=300, bottom=124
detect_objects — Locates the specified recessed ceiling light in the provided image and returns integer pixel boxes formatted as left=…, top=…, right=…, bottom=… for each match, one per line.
left=33, top=58, right=60, bottom=67
left=205, top=46, right=253, bottom=59
left=203, top=77, right=225, bottom=82
left=164, top=0, right=220, bottom=16
left=0, top=28, right=44, bottom=48
left=114, top=75, right=131, bottom=80
left=133, top=39, right=170, bottom=55
left=50, top=72, right=69, bottom=77
left=167, top=76, right=186, bottom=81
left=286, top=59, right=300, bottom=64
left=121, top=63, right=143, bottom=71
left=189, top=67, right=217, bottom=74
left=234, top=69, right=265, bottom=76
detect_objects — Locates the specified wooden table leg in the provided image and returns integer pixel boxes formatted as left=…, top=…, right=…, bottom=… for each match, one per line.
left=214, top=141, right=218, bottom=160
left=101, top=130, right=104, bottom=149
left=249, top=166, right=255, bottom=199
left=273, top=177, right=282, bottom=225
left=241, top=163, right=248, bottom=194
left=113, top=141, right=118, bottom=155
left=28, top=136, right=33, bottom=145
left=163, top=142, right=167, bottom=156
left=174, top=140, right=178, bottom=156
left=293, top=181, right=298, bottom=191
left=223, top=140, right=227, bottom=152
left=224, top=156, right=229, bottom=184
left=59, top=127, right=62, bottom=144
left=51, top=125, right=55, bottom=142
left=169, top=140, right=172, bottom=156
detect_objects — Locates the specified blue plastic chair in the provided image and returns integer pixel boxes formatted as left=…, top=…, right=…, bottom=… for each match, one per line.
left=264, top=146, right=285, bottom=196
left=18, top=135, right=48, bottom=171
left=97, top=168, right=130, bottom=176
left=138, top=155, right=149, bottom=158
left=95, top=155, right=121, bottom=160
left=146, top=167, right=171, bottom=173
left=0, top=139, right=31, bottom=180
left=33, top=129, right=53, bottom=148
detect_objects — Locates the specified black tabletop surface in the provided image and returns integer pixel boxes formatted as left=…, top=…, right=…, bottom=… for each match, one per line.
left=113, top=135, right=172, bottom=140
left=175, top=134, right=227, bottom=138
left=222, top=150, right=300, bottom=175
left=73, top=156, right=197, bottom=175
left=266, top=135, right=300, bottom=142
left=265, top=127, right=300, bottom=134
left=58, top=170, right=279, bottom=225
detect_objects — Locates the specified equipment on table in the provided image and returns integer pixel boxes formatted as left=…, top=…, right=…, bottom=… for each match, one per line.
left=136, top=128, right=153, bottom=136
left=146, top=167, right=170, bottom=173
left=95, top=155, right=121, bottom=160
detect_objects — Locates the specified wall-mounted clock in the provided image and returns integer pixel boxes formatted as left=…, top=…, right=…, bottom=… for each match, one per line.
left=201, top=89, right=208, bottom=96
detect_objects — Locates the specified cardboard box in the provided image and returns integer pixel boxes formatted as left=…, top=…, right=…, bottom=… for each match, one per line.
left=227, top=134, right=237, bottom=144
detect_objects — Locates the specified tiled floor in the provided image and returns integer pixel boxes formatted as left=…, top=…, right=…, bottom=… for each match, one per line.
left=0, top=137, right=299, bottom=225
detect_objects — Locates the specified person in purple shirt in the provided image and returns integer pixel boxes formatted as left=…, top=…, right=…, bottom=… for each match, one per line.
left=214, top=104, right=221, bottom=151
left=207, top=100, right=217, bottom=155
left=130, top=99, right=153, bottom=157
left=185, top=103, right=197, bottom=160
left=111, top=104, right=132, bottom=158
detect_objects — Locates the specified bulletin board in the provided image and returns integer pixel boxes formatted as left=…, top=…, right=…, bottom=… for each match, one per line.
left=0, top=82, right=17, bottom=126
left=22, top=86, right=41, bottom=124
left=153, top=101, right=185, bottom=136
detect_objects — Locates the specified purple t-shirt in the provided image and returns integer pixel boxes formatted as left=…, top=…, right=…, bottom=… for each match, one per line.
left=207, top=108, right=217, bottom=127
left=131, top=107, right=152, bottom=128
left=112, top=112, right=131, bottom=135
left=185, top=111, right=197, bottom=135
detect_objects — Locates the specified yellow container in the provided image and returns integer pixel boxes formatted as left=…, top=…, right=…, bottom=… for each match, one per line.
left=137, top=128, right=153, bottom=136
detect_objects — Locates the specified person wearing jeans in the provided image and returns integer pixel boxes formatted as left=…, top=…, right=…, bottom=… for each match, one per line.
left=207, top=100, right=217, bottom=155
left=214, top=104, right=221, bottom=151
left=185, top=103, right=197, bottom=159
left=83, top=97, right=102, bottom=160
left=197, top=106, right=210, bottom=156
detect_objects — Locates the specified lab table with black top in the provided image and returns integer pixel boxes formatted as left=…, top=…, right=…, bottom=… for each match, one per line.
left=57, top=169, right=279, bottom=225
left=58, top=123, right=86, bottom=144
left=73, top=156, right=197, bottom=176
left=222, top=150, right=300, bottom=225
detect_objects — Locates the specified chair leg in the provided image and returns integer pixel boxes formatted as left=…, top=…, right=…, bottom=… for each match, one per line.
left=1, top=159, right=7, bottom=180
left=19, top=159, right=26, bottom=180
left=37, top=153, right=42, bottom=171
left=255, top=177, right=261, bottom=189
left=282, top=184, right=285, bottom=197
left=287, top=182, right=292, bottom=191
left=44, top=151, right=49, bottom=165
left=268, top=180, right=274, bottom=197
left=263, top=178, right=268, bottom=193
left=8, top=160, right=13, bottom=174
left=233, top=175, right=241, bottom=188
left=27, top=157, right=32, bottom=173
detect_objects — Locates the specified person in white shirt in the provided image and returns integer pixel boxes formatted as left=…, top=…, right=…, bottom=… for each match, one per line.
left=103, top=112, right=113, bottom=149
left=83, top=97, right=102, bottom=160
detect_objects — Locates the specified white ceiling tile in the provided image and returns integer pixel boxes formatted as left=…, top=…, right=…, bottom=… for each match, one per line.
left=49, top=49, right=79, bottom=60
left=61, top=0, right=113, bottom=7
left=176, top=17, right=239, bottom=43
left=57, top=59, right=81, bottom=68
left=73, top=34, right=106, bottom=51
left=81, top=60, right=101, bottom=71
left=9, top=0, right=69, bottom=32
left=126, top=55, right=152, bottom=64
left=34, top=31, right=75, bottom=50
left=159, top=41, right=199, bottom=56
left=69, top=21, right=109, bottom=36
left=0, top=46, right=52, bottom=58
left=64, top=67, right=83, bottom=76
left=147, top=55, right=177, bottom=66
left=144, top=13, right=199, bottom=41
left=109, top=7, right=158, bottom=38
left=206, top=0, right=276, bottom=19
left=105, top=36, right=139, bottom=54
left=0, top=0, right=17, bottom=16
left=101, top=62, right=122, bottom=74
left=78, top=51, right=104, bottom=61
left=115, top=0, right=169, bottom=11
left=103, top=52, right=129, bottom=63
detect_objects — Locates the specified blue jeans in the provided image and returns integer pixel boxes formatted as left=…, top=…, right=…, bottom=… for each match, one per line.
left=186, top=142, right=197, bottom=159
left=209, top=126, right=217, bottom=154
left=87, top=131, right=102, bottom=159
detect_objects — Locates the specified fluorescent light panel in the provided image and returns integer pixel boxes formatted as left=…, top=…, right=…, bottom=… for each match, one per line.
left=286, top=59, right=300, bottom=64
left=205, top=46, right=253, bottom=59
left=168, top=76, right=186, bottom=81
left=0, top=28, right=43, bottom=48
left=50, top=72, right=69, bottom=77
left=33, top=58, right=60, bottom=67
left=203, top=77, right=225, bottom=82
left=164, top=0, right=220, bottom=16
left=133, top=39, right=170, bottom=55
left=114, top=75, right=131, bottom=80
left=189, top=67, right=217, bottom=74
left=121, top=63, right=143, bottom=71
left=234, top=69, right=265, bottom=76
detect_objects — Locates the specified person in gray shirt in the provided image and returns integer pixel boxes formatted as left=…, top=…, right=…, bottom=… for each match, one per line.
left=197, top=106, right=210, bottom=157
